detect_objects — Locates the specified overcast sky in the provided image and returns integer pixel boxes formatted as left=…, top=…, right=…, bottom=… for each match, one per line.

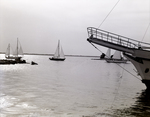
left=0, top=0, right=149, bottom=56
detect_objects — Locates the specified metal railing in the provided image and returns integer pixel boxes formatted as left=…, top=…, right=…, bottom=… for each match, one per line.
left=87, top=27, right=150, bottom=49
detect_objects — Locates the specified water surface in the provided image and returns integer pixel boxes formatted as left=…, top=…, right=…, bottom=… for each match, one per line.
left=0, top=54, right=148, bottom=117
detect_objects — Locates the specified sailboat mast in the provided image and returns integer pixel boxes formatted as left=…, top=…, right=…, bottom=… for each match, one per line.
left=17, top=38, right=18, bottom=56
left=7, top=44, right=10, bottom=57
left=8, top=44, right=10, bottom=57
left=58, top=40, right=60, bottom=57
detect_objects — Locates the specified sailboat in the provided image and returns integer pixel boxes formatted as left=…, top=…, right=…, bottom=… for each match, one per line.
left=49, top=40, right=65, bottom=61
left=13, top=38, right=24, bottom=59
left=100, top=48, right=111, bottom=59
left=5, top=38, right=26, bottom=63
left=5, top=38, right=24, bottom=60
left=106, top=50, right=127, bottom=63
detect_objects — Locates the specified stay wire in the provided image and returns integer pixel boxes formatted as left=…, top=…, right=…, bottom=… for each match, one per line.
left=117, top=64, right=141, bottom=80
left=141, top=23, right=150, bottom=41
left=90, top=42, right=104, bottom=54
left=89, top=42, right=141, bottom=81
left=98, top=0, right=121, bottom=28
left=141, top=0, right=150, bottom=42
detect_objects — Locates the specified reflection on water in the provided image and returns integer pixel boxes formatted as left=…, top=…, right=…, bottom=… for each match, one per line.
left=112, top=89, right=150, bottom=117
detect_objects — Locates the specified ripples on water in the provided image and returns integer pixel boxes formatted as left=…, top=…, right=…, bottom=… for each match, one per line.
left=0, top=54, right=149, bottom=117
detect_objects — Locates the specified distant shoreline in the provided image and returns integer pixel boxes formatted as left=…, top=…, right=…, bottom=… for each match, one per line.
left=0, top=52, right=99, bottom=58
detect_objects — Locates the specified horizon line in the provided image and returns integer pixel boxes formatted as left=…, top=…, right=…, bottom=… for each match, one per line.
left=0, top=52, right=99, bottom=57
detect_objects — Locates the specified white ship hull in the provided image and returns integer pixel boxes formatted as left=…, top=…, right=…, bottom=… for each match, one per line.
left=124, top=53, right=150, bottom=89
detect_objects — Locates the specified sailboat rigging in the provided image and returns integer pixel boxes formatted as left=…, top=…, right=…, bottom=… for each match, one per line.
left=49, top=40, right=65, bottom=61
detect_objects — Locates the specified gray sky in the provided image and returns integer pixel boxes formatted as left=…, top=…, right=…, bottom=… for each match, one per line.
left=0, top=0, right=149, bottom=56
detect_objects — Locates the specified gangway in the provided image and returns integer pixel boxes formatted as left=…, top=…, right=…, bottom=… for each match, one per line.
left=87, top=27, right=150, bottom=89
left=87, top=27, right=150, bottom=59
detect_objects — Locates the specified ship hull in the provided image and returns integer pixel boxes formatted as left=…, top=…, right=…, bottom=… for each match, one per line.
left=106, top=59, right=127, bottom=63
left=49, top=58, right=65, bottom=61
left=0, top=59, right=16, bottom=64
left=124, top=53, right=150, bottom=89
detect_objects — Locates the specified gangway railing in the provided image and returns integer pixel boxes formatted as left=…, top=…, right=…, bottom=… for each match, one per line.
left=87, top=27, right=150, bottom=50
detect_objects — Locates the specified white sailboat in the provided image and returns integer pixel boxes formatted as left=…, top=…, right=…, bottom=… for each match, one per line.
left=5, top=39, right=24, bottom=60
left=106, top=50, right=127, bottom=63
left=105, top=48, right=111, bottom=59
left=113, top=50, right=121, bottom=59
left=5, top=39, right=26, bottom=63
left=100, top=48, right=111, bottom=59
left=49, top=40, right=65, bottom=61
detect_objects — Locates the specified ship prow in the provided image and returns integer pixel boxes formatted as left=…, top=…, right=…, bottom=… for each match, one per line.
left=87, top=27, right=150, bottom=89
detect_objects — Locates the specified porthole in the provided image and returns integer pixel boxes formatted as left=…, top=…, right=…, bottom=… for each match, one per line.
left=145, top=68, right=149, bottom=73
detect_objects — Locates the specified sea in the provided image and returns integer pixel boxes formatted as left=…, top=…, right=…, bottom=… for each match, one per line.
left=0, top=54, right=150, bottom=117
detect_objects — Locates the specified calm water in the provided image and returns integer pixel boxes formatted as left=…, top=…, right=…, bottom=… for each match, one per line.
left=0, top=54, right=149, bottom=117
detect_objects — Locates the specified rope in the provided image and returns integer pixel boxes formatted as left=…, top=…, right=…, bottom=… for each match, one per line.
left=90, top=42, right=104, bottom=53
left=141, top=0, right=150, bottom=42
left=89, top=42, right=141, bottom=81
left=98, top=0, right=121, bottom=28
left=117, top=63, right=141, bottom=80
left=141, top=23, right=150, bottom=41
